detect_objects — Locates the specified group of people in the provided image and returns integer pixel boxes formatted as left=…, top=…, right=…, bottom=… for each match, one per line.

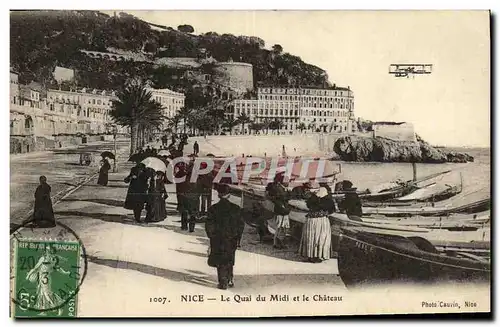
left=266, top=172, right=363, bottom=263
left=123, top=163, right=168, bottom=223
left=122, top=154, right=243, bottom=290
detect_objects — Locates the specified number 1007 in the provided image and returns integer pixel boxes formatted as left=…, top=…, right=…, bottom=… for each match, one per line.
left=150, top=297, right=168, bottom=304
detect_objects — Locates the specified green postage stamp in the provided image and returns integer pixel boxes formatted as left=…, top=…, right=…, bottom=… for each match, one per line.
left=12, top=239, right=82, bottom=318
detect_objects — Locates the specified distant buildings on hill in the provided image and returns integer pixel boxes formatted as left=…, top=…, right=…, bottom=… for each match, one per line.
left=230, top=86, right=356, bottom=134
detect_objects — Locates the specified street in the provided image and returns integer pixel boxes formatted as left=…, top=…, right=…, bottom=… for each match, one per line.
left=10, top=141, right=344, bottom=317
left=53, top=168, right=342, bottom=316
left=10, top=139, right=131, bottom=227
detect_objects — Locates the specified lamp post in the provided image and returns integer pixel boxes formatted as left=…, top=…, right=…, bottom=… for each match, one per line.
left=113, top=125, right=118, bottom=173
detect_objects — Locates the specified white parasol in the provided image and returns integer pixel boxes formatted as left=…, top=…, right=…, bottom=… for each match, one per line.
left=158, top=149, right=171, bottom=156
left=141, top=157, right=167, bottom=173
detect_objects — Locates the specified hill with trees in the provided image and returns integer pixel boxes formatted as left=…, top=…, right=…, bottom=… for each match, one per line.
left=10, top=10, right=331, bottom=90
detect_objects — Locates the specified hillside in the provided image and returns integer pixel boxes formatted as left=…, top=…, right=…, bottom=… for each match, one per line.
left=10, top=10, right=331, bottom=91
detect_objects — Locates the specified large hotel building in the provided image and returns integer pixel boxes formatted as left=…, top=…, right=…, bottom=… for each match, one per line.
left=231, top=86, right=356, bottom=134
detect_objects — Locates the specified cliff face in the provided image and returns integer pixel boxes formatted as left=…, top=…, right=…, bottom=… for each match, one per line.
left=333, top=135, right=474, bottom=163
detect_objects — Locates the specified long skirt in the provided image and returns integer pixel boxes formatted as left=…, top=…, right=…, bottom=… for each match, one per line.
left=97, top=170, right=109, bottom=186
left=145, top=194, right=167, bottom=222
left=298, top=216, right=332, bottom=261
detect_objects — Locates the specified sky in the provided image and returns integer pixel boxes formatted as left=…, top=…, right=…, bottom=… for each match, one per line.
left=105, top=10, right=490, bottom=147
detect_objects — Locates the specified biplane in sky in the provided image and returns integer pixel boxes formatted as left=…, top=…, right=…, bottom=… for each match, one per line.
left=388, top=64, right=433, bottom=78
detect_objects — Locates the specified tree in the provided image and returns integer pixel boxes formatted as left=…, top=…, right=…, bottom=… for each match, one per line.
left=262, top=118, right=271, bottom=134
left=178, top=24, right=195, bottom=33
left=249, top=122, right=264, bottom=134
left=269, top=119, right=284, bottom=133
left=177, top=106, right=193, bottom=134
left=167, top=115, right=181, bottom=133
left=110, top=79, right=165, bottom=155
left=222, top=117, right=238, bottom=134
left=297, top=122, right=307, bottom=133
left=237, top=113, right=252, bottom=134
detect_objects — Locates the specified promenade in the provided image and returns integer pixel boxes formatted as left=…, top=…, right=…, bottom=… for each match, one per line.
left=44, top=160, right=342, bottom=316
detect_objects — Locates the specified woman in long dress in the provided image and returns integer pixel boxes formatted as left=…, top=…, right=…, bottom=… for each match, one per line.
left=145, top=171, right=168, bottom=223
left=25, top=245, right=70, bottom=316
left=33, top=176, right=56, bottom=228
left=298, top=187, right=332, bottom=263
left=97, top=158, right=111, bottom=186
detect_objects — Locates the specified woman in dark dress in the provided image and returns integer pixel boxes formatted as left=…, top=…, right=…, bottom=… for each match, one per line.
left=145, top=171, right=168, bottom=223
left=97, top=158, right=111, bottom=186
left=33, top=176, right=56, bottom=227
left=124, top=163, right=150, bottom=222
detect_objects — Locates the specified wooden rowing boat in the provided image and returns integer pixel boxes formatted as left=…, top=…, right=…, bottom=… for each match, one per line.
left=337, top=226, right=490, bottom=288
left=227, top=183, right=489, bottom=252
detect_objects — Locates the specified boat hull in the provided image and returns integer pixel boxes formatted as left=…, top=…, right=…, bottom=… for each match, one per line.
left=337, top=227, right=491, bottom=288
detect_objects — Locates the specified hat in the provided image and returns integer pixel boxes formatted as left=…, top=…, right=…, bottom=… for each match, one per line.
left=312, top=186, right=329, bottom=198
left=216, top=183, right=231, bottom=196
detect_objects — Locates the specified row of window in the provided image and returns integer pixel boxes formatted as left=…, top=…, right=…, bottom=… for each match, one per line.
left=257, top=88, right=350, bottom=97
left=235, top=107, right=352, bottom=117
left=154, top=96, right=185, bottom=106
left=257, top=94, right=352, bottom=102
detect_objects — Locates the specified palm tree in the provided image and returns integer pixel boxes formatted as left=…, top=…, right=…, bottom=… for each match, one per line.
left=269, top=119, right=284, bottom=134
left=262, top=118, right=271, bottom=135
left=249, top=122, right=264, bottom=135
left=177, top=106, right=192, bottom=134
left=222, top=117, right=238, bottom=135
left=237, top=113, right=252, bottom=135
left=110, top=80, right=165, bottom=155
left=138, top=100, right=164, bottom=146
left=167, top=115, right=181, bottom=133
left=297, top=122, right=307, bottom=133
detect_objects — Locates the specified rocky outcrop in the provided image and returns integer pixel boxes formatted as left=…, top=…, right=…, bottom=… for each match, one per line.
left=333, top=135, right=474, bottom=163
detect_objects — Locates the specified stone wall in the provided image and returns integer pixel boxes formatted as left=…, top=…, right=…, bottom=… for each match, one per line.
left=213, top=62, right=254, bottom=92
left=372, top=122, right=416, bottom=142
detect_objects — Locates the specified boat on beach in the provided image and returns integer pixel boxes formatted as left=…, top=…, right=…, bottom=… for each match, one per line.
left=362, top=195, right=490, bottom=217
left=226, top=182, right=489, bottom=252
left=337, top=226, right=491, bottom=288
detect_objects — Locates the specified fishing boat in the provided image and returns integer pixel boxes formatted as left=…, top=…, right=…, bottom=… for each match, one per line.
left=227, top=182, right=488, bottom=252
left=362, top=196, right=491, bottom=217
left=337, top=226, right=490, bottom=288
left=363, top=172, right=463, bottom=206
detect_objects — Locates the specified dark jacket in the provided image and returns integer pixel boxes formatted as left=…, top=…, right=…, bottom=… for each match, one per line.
left=205, top=198, right=244, bottom=267
left=198, top=171, right=215, bottom=193
left=175, top=167, right=200, bottom=213
left=124, top=166, right=149, bottom=210
left=339, top=192, right=363, bottom=217
left=266, top=182, right=290, bottom=215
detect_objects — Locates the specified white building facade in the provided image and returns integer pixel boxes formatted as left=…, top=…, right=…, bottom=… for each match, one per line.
left=148, top=87, right=185, bottom=120
left=231, top=86, right=356, bottom=134
left=47, top=88, right=119, bottom=135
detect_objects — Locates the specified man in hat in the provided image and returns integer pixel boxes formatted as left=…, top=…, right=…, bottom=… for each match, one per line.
left=176, top=161, right=200, bottom=232
left=193, top=141, right=200, bottom=156
left=266, top=169, right=291, bottom=249
left=205, top=184, right=245, bottom=290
